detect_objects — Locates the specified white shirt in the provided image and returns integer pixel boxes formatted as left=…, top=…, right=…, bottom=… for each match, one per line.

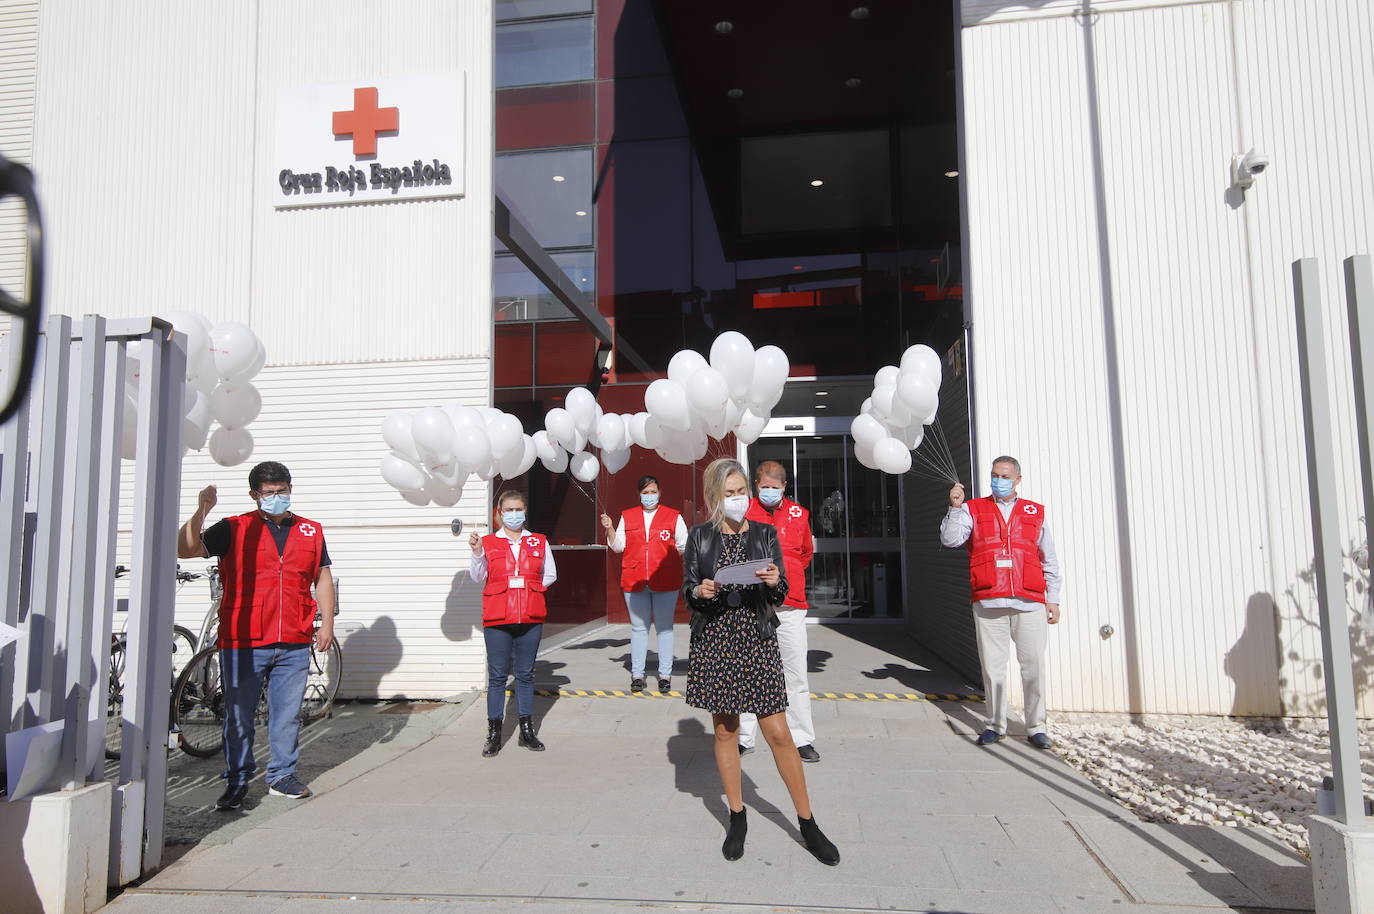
left=469, top=527, right=558, bottom=588
left=608, top=507, right=688, bottom=555
left=939, top=497, right=1062, bottom=609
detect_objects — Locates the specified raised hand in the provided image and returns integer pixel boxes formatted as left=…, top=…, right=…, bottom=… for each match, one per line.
left=469, top=530, right=482, bottom=556
left=198, top=485, right=218, bottom=516
left=948, top=483, right=965, bottom=508
left=600, top=513, right=613, bottom=534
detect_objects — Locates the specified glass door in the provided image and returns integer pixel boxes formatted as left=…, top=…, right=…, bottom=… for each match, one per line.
left=748, top=426, right=903, bottom=621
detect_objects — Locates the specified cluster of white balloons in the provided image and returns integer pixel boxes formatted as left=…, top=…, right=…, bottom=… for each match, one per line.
left=849, top=344, right=942, bottom=475
left=124, top=313, right=266, bottom=466
left=537, top=386, right=626, bottom=482
left=379, top=404, right=537, bottom=506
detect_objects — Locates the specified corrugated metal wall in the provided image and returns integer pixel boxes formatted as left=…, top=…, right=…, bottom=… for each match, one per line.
left=0, top=0, right=38, bottom=310
left=961, top=0, right=1374, bottom=716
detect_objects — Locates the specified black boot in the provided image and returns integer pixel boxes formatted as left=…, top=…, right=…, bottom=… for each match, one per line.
left=722, top=806, right=747, bottom=861
left=518, top=716, right=545, bottom=751
left=799, top=815, right=840, bottom=866
left=481, top=718, right=502, bottom=757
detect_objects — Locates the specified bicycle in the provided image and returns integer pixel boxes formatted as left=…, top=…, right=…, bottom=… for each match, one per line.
left=173, top=610, right=343, bottom=759
left=104, top=566, right=200, bottom=760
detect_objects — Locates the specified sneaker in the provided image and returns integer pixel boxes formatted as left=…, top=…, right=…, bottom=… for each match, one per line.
left=797, top=744, right=821, bottom=763
left=267, top=775, right=312, bottom=799
left=975, top=729, right=1002, bottom=746
left=1028, top=732, right=1053, bottom=750
left=630, top=677, right=646, bottom=693
left=738, top=744, right=754, bottom=756
left=215, top=784, right=247, bottom=810
left=657, top=678, right=671, bottom=692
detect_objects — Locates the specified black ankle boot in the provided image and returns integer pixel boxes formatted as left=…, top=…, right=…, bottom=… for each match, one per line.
left=482, top=718, right=502, bottom=757
left=798, top=815, right=840, bottom=866
left=518, top=716, right=545, bottom=751
left=722, top=806, right=747, bottom=861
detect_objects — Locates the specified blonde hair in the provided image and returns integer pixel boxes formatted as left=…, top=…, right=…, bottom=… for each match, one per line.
left=702, top=457, right=750, bottom=529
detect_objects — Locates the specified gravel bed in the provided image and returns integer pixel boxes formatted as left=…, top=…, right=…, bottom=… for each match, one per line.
left=1054, top=718, right=1374, bottom=855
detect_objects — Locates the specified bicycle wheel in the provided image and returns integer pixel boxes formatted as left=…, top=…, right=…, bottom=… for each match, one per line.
left=171, top=624, right=197, bottom=678
left=299, top=641, right=342, bottom=722
left=104, top=638, right=126, bottom=760
left=173, top=647, right=225, bottom=758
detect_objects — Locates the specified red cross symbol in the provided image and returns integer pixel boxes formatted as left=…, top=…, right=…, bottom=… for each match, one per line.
left=332, top=87, right=399, bottom=157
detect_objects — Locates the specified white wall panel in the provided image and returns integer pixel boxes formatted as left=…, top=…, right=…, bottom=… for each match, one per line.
left=962, top=0, right=1217, bottom=27
left=0, top=0, right=38, bottom=315
left=250, top=0, right=493, bottom=365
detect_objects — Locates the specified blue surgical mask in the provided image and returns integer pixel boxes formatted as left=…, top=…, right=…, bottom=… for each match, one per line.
left=990, top=477, right=1015, bottom=499
left=640, top=493, right=660, bottom=510
left=258, top=493, right=290, bottom=515
left=758, top=487, right=783, bottom=507
left=502, top=510, right=525, bottom=530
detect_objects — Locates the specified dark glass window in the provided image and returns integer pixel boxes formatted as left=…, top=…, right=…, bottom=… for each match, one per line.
left=494, top=250, right=594, bottom=322
left=496, top=0, right=591, bottom=23
left=495, top=148, right=594, bottom=250
left=496, top=18, right=594, bottom=88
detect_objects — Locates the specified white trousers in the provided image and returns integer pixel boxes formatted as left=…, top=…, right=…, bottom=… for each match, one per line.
left=972, top=601, right=1048, bottom=736
left=738, top=609, right=815, bottom=749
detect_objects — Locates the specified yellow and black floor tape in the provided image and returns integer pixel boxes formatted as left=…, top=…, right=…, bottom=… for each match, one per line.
left=514, top=688, right=982, bottom=703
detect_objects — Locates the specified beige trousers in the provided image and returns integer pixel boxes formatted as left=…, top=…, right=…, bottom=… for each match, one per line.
left=972, top=601, right=1048, bottom=736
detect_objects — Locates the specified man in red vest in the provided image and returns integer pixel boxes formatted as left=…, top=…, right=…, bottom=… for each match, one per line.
left=941, top=456, right=1061, bottom=749
left=738, top=460, right=820, bottom=762
left=178, top=461, right=336, bottom=810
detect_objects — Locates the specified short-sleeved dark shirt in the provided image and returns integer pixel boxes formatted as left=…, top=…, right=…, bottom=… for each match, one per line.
left=203, top=513, right=332, bottom=567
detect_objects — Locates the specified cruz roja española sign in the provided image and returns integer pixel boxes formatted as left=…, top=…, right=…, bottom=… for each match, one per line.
left=274, top=73, right=465, bottom=208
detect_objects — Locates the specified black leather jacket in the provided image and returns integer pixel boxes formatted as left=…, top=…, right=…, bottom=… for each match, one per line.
left=682, top=520, right=788, bottom=640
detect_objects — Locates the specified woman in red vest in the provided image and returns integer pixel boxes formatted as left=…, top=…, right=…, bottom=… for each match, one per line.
left=600, top=475, right=687, bottom=693
left=468, top=489, right=557, bottom=758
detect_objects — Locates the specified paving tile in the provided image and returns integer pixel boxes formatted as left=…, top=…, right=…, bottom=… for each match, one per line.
left=225, top=864, right=403, bottom=894
left=874, top=884, right=1062, bottom=914
left=942, top=844, right=1125, bottom=896
left=861, top=812, right=1016, bottom=848
left=102, top=893, right=289, bottom=913
left=143, top=862, right=265, bottom=891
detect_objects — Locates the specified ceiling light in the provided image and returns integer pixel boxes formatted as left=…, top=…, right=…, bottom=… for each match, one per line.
left=815, top=391, right=829, bottom=396
left=714, top=20, right=734, bottom=34
left=844, top=78, right=863, bottom=89
left=552, top=175, right=565, bottom=182
left=816, top=404, right=828, bottom=409
left=810, top=179, right=824, bottom=187
left=944, top=170, right=959, bottom=178
left=850, top=6, right=870, bottom=20
left=726, top=88, right=744, bottom=99
left=575, top=210, right=587, bottom=216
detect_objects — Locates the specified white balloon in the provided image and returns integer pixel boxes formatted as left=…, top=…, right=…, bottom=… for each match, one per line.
left=183, top=390, right=212, bottom=450
left=431, top=461, right=465, bottom=489
left=850, top=413, right=887, bottom=447
left=686, top=366, right=730, bottom=417
left=400, top=489, right=431, bottom=506
left=411, top=407, right=456, bottom=464
left=709, top=331, right=755, bottom=402
left=733, top=407, right=769, bottom=445
left=854, top=440, right=879, bottom=470
left=382, top=413, right=421, bottom=462
left=896, top=371, right=937, bottom=420
left=209, top=426, right=254, bottom=467
left=572, top=429, right=588, bottom=453
left=230, top=338, right=267, bottom=386
left=209, top=322, right=261, bottom=383
left=192, top=371, right=218, bottom=397
left=596, top=413, right=626, bottom=452
left=873, top=384, right=911, bottom=424
left=921, top=398, right=940, bottom=426
left=874, top=365, right=900, bottom=390
left=566, top=387, right=597, bottom=434
left=539, top=447, right=569, bottom=473
left=424, top=476, right=463, bottom=508
left=900, top=344, right=942, bottom=387
left=158, top=311, right=213, bottom=381
left=625, top=412, right=647, bottom=449
left=381, top=453, right=428, bottom=491
left=873, top=437, right=912, bottom=475
left=645, top=378, right=692, bottom=431
left=209, top=383, right=262, bottom=431
left=601, top=447, right=631, bottom=474
left=667, top=349, right=709, bottom=385
left=642, top=415, right=663, bottom=449
left=487, top=412, right=524, bottom=460
left=894, top=422, right=924, bottom=450
left=858, top=397, right=872, bottom=416
left=478, top=406, right=504, bottom=425
left=444, top=404, right=484, bottom=430
left=453, top=425, right=492, bottom=473
left=499, top=434, right=538, bottom=478
left=474, top=458, right=500, bottom=481
left=533, top=429, right=560, bottom=462
left=748, top=345, right=790, bottom=409
left=545, top=407, right=578, bottom=451
left=570, top=451, right=600, bottom=482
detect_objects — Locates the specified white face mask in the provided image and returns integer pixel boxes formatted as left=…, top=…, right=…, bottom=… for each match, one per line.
left=722, top=495, right=749, bottom=523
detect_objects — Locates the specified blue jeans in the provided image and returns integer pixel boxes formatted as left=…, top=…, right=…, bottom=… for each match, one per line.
left=220, top=644, right=311, bottom=787
left=625, top=589, right=676, bottom=679
left=485, top=622, right=543, bottom=719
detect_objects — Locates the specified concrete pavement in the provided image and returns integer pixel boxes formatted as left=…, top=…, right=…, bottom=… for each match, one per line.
left=102, top=624, right=1314, bottom=913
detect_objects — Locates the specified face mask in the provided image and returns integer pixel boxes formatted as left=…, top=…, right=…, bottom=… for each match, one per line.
left=722, top=495, right=749, bottom=523
left=990, top=477, right=1015, bottom=499
left=258, top=493, right=290, bottom=515
left=758, top=487, right=783, bottom=507
left=640, top=493, right=659, bottom=511
left=502, top=510, right=525, bottom=530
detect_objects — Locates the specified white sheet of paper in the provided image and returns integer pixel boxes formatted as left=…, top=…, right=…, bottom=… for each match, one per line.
left=5, top=720, right=64, bottom=802
left=713, top=559, right=772, bottom=586
left=0, top=620, right=22, bottom=650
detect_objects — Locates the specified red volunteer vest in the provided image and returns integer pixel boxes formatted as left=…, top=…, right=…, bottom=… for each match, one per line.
left=619, top=506, right=683, bottom=593
left=966, top=496, right=1047, bottom=602
left=217, top=512, right=324, bottom=648
left=481, top=531, right=549, bottom=626
left=745, top=497, right=813, bottom=610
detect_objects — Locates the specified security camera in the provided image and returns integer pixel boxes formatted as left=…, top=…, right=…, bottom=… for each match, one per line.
left=1232, top=147, right=1271, bottom=190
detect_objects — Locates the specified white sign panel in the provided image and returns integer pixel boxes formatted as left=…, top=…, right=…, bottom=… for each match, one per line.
left=274, top=73, right=466, bottom=208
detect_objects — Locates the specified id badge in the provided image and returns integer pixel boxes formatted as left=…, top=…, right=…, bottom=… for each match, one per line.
left=995, top=557, right=1013, bottom=569
left=509, top=576, right=526, bottom=589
